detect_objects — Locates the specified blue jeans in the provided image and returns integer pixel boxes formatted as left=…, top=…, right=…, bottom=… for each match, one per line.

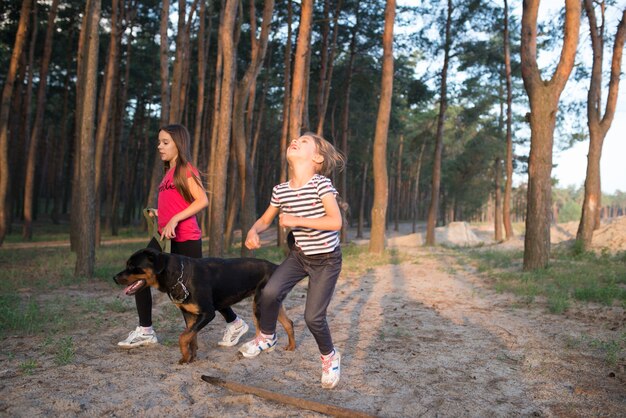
left=258, top=246, right=342, bottom=355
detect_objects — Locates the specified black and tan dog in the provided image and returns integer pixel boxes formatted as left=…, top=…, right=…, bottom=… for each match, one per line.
left=113, top=248, right=295, bottom=364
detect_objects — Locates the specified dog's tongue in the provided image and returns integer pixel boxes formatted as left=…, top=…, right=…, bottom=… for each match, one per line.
left=124, top=280, right=146, bottom=295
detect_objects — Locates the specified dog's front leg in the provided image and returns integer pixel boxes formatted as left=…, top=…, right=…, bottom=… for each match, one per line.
left=179, top=310, right=199, bottom=364
left=179, top=309, right=215, bottom=364
left=188, top=311, right=215, bottom=361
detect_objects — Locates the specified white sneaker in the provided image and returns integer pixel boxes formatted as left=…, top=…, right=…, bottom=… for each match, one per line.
left=321, top=350, right=341, bottom=389
left=218, top=319, right=249, bottom=347
left=117, top=326, right=158, bottom=348
left=238, top=333, right=277, bottom=358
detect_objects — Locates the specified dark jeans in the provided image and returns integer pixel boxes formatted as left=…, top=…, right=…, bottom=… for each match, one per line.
left=135, top=238, right=237, bottom=327
left=258, top=246, right=342, bottom=355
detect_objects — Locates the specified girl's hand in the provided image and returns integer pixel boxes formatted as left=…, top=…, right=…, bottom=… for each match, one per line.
left=245, top=229, right=261, bottom=249
left=161, top=218, right=179, bottom=240
left=147, top=208, right=158, bottom=217
left=279, top=213, right=298, bottom=228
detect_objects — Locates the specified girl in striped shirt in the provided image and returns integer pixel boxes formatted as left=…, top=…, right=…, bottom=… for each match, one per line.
left=239, top=132, right=345, bottom=389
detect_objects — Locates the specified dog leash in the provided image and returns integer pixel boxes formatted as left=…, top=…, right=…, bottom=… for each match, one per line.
left=143, top=208, right=171, bottom=253
left=168, top=261, right=190, bottom=303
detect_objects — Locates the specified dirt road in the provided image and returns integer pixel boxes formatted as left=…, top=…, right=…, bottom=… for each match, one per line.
left=0, top=234, right=624, bottom=417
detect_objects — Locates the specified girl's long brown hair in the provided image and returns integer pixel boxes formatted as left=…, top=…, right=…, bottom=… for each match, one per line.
left=301, top=132, right=345, bottom=177
left=159, top=124, right=203, bottom=203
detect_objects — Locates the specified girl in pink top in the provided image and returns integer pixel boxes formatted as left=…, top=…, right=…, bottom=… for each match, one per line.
left=118, top=124, right=249, bottom=349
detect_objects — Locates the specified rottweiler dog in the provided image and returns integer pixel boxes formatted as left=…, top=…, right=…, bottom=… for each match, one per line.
left=113, top=248, right=295, bottom=364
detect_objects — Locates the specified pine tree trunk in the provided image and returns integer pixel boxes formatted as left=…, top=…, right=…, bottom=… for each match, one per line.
left=109, top=19, right=135, bottom=235
left=277, top=0, right=292, bottom=249
left=207, top=4, right=225, bottom=231
left=192, top=0, right=207, bottom=166
left=146, top=0, right=171, bottom=209
left=232, top=0, right=274, bottom=256
left=521, top=0, right=580, bottom=270
left=23, top=0, right=59, bottom=240
left=339, top=7, right=359, bottom=200
left=0, top=0, right=33, bottom=245
left=315, top=0, right=342, bottom=135
left=74, top=0, right=101, bottom=277
left=369, top=0, right=395, bottom=254
left=224, top=147, right=239, bottom=250
left=412, top=140, right=426, bottom=233
left=394, top=135, right=403, bottom=232
left=577, top=3, right=626, bottom=250
left=170, top=0, right=186, bottom=123
left=425, top=0, right=452, bottom=246
left=20, top=5, right=38, bottom=222
left=94, top=0, right=121, bottom=246
left=503, top=0, right=514, bottom=239
left=494, top=158, right=503, bottom=241
left=288, top=0, right=313, bottom=141
left=209, top=0, right=238, bottom=257
left=52, top=56, right=72, bottom=224
left=357, top=157, right=368, bottom=239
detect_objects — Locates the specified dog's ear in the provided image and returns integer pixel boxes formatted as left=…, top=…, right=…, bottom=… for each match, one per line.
left=141, top=247, right=161, bottom=262
left=138, top=247, right=165, bottom=271
left=154, top=252, right=169, bottom=274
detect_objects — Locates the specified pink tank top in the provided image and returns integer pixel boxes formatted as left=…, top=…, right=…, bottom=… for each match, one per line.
left=157, top=164, right=202, bottom=242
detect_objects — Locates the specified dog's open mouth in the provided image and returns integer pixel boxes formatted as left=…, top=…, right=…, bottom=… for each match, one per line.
left=124, top=280, right=146, bottom=295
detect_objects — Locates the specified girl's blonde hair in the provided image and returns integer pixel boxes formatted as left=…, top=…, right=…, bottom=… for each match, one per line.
left=301, top=132, right=345, bottom=177
left=159, top=124, right=203, bottom=203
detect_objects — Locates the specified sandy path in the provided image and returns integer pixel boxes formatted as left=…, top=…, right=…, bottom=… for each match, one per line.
left=0, top=238, right=624, bottom=417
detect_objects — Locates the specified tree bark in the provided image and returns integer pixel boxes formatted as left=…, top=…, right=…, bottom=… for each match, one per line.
left=192, top=0, right=208, bottom=166
left=207, top=3, right=225, bottom=231
left=20, top=3, right=38, bottom=237
left=52, top=49, right=73, bottom=224
left=170, top=0, right=200, bottom=123
left=494, top=158, right=503, bottom=241
left=357, top=149, right=369, bottom=239
left=0, top=0, right=33, bottom=245
left=23, top=0, right=60, bottom=240
left=146, top=0, right=171, bottom=209
left=315, top=0, right=342, bottom=135
left=577, top=2, right=626, bottom=250
left=94, top=0, right=121, bottom=245
left=503, top=0, right=515, bottom=240
left=109, top=7, right=136, bottom=235
left=394, top=135, right=403, bottom=232
left=339, top=3, right=360, bottom=200
left=232, top=0, right=274, bottom=256
left=425, top=0, right=452, bottom=246
left=412, top=139, right=426, bottom=233
left=369, top=0, right=395, bottom=254
left=277, top=0, right=293, bottom=250
left=74, top=0, right=101, bottom=277
left=209, top=0, right=239, bottom=257
left=521, top=0, right=580, bottom=270
left=288, top=0, right=313, bottom=142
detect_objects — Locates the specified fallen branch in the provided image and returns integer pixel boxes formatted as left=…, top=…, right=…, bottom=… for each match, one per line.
left=201, top=375, right=377, bottom=418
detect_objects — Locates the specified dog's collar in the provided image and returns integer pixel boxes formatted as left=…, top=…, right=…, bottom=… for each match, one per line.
left=168, top=261, right=190, bottom=304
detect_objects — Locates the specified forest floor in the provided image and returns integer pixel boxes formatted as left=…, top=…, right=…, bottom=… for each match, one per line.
left=1, top=220, right=625, bottom=417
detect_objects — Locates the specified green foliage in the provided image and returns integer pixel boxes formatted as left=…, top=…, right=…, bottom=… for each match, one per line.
left=566, top=333, right=626, bottom=367
left=0, top=239, right=149, bottom=338
left=552, top=185, right=583, bottom=222
left=0, top=296, right=41, bottom=337
left=341, top=243, right=409, bottom=277
left=19, top=359, right=38, bottom=375
left=54, top=336, right=75, bottom=366
left=468, top=248, right=626, bottom=311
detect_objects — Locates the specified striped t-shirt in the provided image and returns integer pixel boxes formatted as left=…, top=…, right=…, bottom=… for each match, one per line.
left=271, top=174, right=339, bottom=255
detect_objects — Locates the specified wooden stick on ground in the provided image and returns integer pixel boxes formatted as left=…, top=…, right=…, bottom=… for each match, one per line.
left=201, top=375, right=378, bottom=418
